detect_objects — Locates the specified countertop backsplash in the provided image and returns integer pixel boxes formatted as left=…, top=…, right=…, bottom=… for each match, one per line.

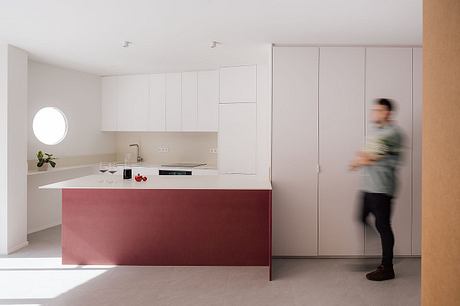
left=116, top=132, right=218, bottom=167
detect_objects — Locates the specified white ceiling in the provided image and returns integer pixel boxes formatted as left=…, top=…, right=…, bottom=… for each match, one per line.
left=0, top=0, right=422, bottom=75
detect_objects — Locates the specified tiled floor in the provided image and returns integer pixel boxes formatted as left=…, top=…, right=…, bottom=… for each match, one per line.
left=0, top=226, right=420, bottom=306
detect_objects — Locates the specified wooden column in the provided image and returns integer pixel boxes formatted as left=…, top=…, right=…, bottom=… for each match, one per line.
left=423, top=1, right=460, bottom=304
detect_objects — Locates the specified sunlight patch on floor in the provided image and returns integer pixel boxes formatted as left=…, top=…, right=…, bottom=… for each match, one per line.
left=0, top=257, right=114, bottom=299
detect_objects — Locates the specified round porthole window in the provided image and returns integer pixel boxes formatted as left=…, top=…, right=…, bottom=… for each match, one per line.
left=32, top=107, right=68, bottom=145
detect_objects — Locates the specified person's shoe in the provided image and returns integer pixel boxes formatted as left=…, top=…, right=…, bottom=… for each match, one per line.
left=365, top=264, right=395, bottom=281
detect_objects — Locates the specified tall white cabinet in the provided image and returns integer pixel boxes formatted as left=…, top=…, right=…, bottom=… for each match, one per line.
left=218, top=65, right=258, bottom=175
left=220, top=65, right=257, bottom=103
left=272, top=48, right=319, bottom=256
left=273, top=46, right=422, bottom=257
left=218, top=103, right=257, bottom=174
left=318, top=47, right=365, bottom=256
left=364, top=48, right=413, bottom=256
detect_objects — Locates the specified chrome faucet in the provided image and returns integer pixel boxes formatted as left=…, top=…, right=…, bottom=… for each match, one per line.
left=129, top=144, right=143, bottom=163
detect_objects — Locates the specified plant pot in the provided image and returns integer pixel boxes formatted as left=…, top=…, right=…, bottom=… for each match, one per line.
left=37, top=163, right=49, bottom=171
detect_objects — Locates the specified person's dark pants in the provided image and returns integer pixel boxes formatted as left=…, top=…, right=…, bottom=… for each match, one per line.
left=361, top=192, right=395, bottom=266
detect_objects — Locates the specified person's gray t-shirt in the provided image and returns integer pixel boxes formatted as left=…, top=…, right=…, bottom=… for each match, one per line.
left=362, top=123, right=403, bottom=197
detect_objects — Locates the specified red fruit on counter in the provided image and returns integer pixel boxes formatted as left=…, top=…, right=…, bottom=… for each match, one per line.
left=142, top=176, right=147, bottom=181
left=135, top=174, right=143, bottom=182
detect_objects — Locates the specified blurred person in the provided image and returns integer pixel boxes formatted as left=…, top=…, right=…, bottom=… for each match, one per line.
left=350, top=98, right=403, bottom=281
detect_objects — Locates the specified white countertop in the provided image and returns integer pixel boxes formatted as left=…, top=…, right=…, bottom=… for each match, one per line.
left=28, top=163, right=217, bottom=176
left=28, top=164, right=97, bottom=176
left=40, top=174, right=272, bottom=190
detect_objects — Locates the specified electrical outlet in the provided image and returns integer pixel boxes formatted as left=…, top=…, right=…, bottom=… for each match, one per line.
left=158, top=147, right=169, bottom=153
left=209, top=148, right=217, bottom=154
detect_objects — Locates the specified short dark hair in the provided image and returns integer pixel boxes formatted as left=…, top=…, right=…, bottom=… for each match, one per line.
left=376, top=98, right=394, bottom=112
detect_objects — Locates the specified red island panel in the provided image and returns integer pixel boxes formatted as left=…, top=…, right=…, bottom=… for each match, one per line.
left=62, top=189, right=272, bottom=279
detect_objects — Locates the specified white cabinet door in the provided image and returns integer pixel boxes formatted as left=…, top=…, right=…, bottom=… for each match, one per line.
left=318, top=47, right=365, bottom=256
left=197, top=70, right=219, bottom=131
left=365, top=48, right=413, bottom=256
left=165, top=73, right=182, bottom=131
left=218, top=103, right=256, bottom=174
left=149, top=74, right=166, bottom=131
left=412, top=48, right=423, bottom=256
left=101, top=76, right=118, bottom=131
left=181, top=72, right=198, bottom=131
left=272, top=47, right=319, bottom=256
left=117, top=75, right=150, bottom=131
left=219, top=65, right=256, bottom=103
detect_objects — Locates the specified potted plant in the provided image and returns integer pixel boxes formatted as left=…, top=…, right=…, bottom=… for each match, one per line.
left=36, top=150, right=56, bottom=171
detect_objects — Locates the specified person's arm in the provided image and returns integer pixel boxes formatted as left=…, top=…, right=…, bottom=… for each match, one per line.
left=349, top=151, right=379, bottom=170
left=350, top=128, right=401, bottom=170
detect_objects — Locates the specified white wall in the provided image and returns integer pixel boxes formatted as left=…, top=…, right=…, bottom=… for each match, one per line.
left=0, top=45, right=28, bottom=254
left=27, top=61, right=116, bottom=234
left=27, top=166, right=97, bottom=234
left=28, top=61, right=116, bottom=160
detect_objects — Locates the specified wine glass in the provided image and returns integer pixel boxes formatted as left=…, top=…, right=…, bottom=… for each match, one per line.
left=98, top=162, right=109, bottom=182
left=108, top=162, right=118, bottom=183
left=99, top=162, right=109, bottom=174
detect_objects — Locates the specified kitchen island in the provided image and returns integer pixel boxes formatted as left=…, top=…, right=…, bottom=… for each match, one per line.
left=41, top=174, right=273, bottom=280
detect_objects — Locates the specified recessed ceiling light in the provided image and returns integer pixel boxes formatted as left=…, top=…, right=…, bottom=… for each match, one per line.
left=122, top=41, right=133, bottom=48
left=209, top=41, right=221, bottom=48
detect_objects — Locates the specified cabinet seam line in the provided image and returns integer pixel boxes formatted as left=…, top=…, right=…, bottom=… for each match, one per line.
left=363, top=48, right=367, bottom=255
left=317, top=47, right=320, bottom=256
left=411, top=48, right=414, bottom=256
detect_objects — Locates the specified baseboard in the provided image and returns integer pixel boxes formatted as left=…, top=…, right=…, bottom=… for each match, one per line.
left=28, top=222, right=61, bottom=234
left=8, top=241, right=29, bottom=254
left=272, top=255, right=421, bottom=259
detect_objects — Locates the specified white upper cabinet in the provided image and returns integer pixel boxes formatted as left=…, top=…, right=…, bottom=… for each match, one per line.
left=165, top=73, right=182, bottom=131
left=197, top=70, right=219, bottom=131
left=181, top=72, right=198, bottom=131
left=148, top=74, right=166, bottom=131
left=117, top=75, right=150, bottom=131
left=101, top=70, right=219, bottom=132
left=218, top=103, right=257, bottom=174
left=101, top=76, right=118, bottom=131
left=219, top=65, right=256, bottom=103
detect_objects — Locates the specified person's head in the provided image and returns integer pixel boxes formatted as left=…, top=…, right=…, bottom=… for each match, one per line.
left=372, top=98, right=394, bottom=125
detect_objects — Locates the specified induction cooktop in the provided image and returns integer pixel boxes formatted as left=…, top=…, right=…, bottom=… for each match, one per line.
left=160, top=163, right=207, bottom=168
